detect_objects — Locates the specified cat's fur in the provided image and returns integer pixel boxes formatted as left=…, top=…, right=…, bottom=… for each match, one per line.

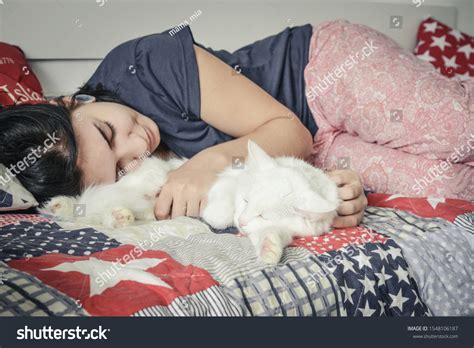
left=41, top=140, right=340, bottom=264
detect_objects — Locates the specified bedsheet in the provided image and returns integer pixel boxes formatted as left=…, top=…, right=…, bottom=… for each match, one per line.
left=0, top=193, right=472, bottom=316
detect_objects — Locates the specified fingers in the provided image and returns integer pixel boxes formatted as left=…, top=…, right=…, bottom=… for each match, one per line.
left=199, top=196, right=208, bottom=217
left=185, top=198, right=201, bottom=217
left=326, top=170, right=344, bottom=186
left=155, top=184, right=205, bottom=219
left=332, top=212, right=364, bottom=229
left=154, top=185, right=172, bottom=220
left=337, top=192, right=367, bottom=216
left=332, top=193, right=367, bottom=228
left=331, top=170, right=368, bottom=229
left=171, top=185, right=201, bottom=218
left=338, top=183, right=363, bottom=201
left=332, top=200, right=364, bottom=228
left=327, top=169, right=357, bottom=186
left=171, top=196, right=187, bottom=219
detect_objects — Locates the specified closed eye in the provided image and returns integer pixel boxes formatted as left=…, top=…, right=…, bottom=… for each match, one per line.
left=94, top=121, right=119, bottom=181
left=95, top=121, right=116, bottom=148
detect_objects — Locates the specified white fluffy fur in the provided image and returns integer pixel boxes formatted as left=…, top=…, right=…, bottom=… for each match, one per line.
left=41, top=141, right=340, bottom=264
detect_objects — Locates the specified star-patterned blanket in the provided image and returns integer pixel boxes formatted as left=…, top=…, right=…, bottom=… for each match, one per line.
left=0, top=193, right=472, bottom=317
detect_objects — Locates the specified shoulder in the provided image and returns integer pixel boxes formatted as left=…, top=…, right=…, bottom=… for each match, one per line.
left=135, top=26, right=196, bottom=66
left=86, top=28, right=193, bottom=88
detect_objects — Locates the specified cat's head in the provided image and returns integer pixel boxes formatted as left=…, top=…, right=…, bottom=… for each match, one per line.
left=234, top=141, right=340, bottom=235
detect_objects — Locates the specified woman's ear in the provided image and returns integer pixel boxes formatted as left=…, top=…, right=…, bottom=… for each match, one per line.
left=48, top=95, right=96, bottom=107
left=74, top=94, right=96, bottom=104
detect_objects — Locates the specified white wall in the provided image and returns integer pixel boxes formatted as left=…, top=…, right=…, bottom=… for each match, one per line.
left=0, top=0, right=470, bottom=96
left=430, top=0, right=473, bottom=34
left=344, top=0, right=473, bottom=34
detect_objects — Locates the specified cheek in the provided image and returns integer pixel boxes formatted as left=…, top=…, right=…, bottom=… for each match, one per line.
left=140, top=114, right=160, bottom=135
left=148, top=117, right=160, bottom=135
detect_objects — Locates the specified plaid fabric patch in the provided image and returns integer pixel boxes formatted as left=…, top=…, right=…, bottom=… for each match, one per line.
left=224, top=251, right=344, bottom=316
left=0, top=262, right=88, bottom=316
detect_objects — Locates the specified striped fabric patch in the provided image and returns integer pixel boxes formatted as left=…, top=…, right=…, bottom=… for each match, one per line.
left=454, top=212, right=474, bottom=234
left=132, top=286, right=242, bottom=316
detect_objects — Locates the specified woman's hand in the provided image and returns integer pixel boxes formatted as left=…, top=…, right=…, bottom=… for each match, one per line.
left=326, top=169, right=367, bottom=228
left=154, top=166, right=217, bottom=219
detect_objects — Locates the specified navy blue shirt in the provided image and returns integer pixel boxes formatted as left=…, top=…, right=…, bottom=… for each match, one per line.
left=86, top=24, right=316, bottom=158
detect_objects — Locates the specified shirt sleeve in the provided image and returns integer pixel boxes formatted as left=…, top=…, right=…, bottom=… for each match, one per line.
left=134, top=26, right=201, bottom=121
left=85, top=26, right=234, bottom=159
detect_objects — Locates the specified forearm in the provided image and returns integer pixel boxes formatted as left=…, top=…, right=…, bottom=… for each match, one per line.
left=182, top=117, right=313, bottom=172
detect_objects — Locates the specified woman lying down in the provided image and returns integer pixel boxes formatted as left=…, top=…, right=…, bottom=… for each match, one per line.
left=1, top=21, right=471, bottom=263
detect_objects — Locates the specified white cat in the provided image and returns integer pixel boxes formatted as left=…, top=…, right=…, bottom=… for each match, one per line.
left=41, top=140, right=340, bottom=264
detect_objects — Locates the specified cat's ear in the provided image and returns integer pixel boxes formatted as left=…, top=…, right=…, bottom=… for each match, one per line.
left=246, top=140, right=275, bottom=170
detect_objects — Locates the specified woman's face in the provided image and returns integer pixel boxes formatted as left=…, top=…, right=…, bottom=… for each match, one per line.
left=68, top=101, right=160, bottom=186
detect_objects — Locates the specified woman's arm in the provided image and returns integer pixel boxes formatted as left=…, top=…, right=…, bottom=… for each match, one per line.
left=195, top=44, right=314, bottom=160
left=154, top=45, right=366, bottom=227
left=154, top=45, right=312, bottom=218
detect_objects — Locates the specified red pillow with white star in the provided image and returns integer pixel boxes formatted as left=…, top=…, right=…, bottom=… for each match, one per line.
left=414, top=17, right=473, bottom=81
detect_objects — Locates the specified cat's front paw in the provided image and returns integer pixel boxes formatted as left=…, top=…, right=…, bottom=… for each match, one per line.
left=201, top=200, right=234, bottom=230
left=41, top=196, right=76, bottom=220
left=104, top=207, right=135, bottom=228
left=250, top=232, right=283, bottom=265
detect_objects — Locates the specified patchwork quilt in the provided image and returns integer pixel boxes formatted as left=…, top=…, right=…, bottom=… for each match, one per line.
left=0, top=193, right=472, bottom=317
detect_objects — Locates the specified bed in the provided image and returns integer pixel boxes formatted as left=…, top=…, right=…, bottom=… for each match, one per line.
left=1, top=1, right=472, bottom=318
left=0, top=193, right=472, bottom=316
